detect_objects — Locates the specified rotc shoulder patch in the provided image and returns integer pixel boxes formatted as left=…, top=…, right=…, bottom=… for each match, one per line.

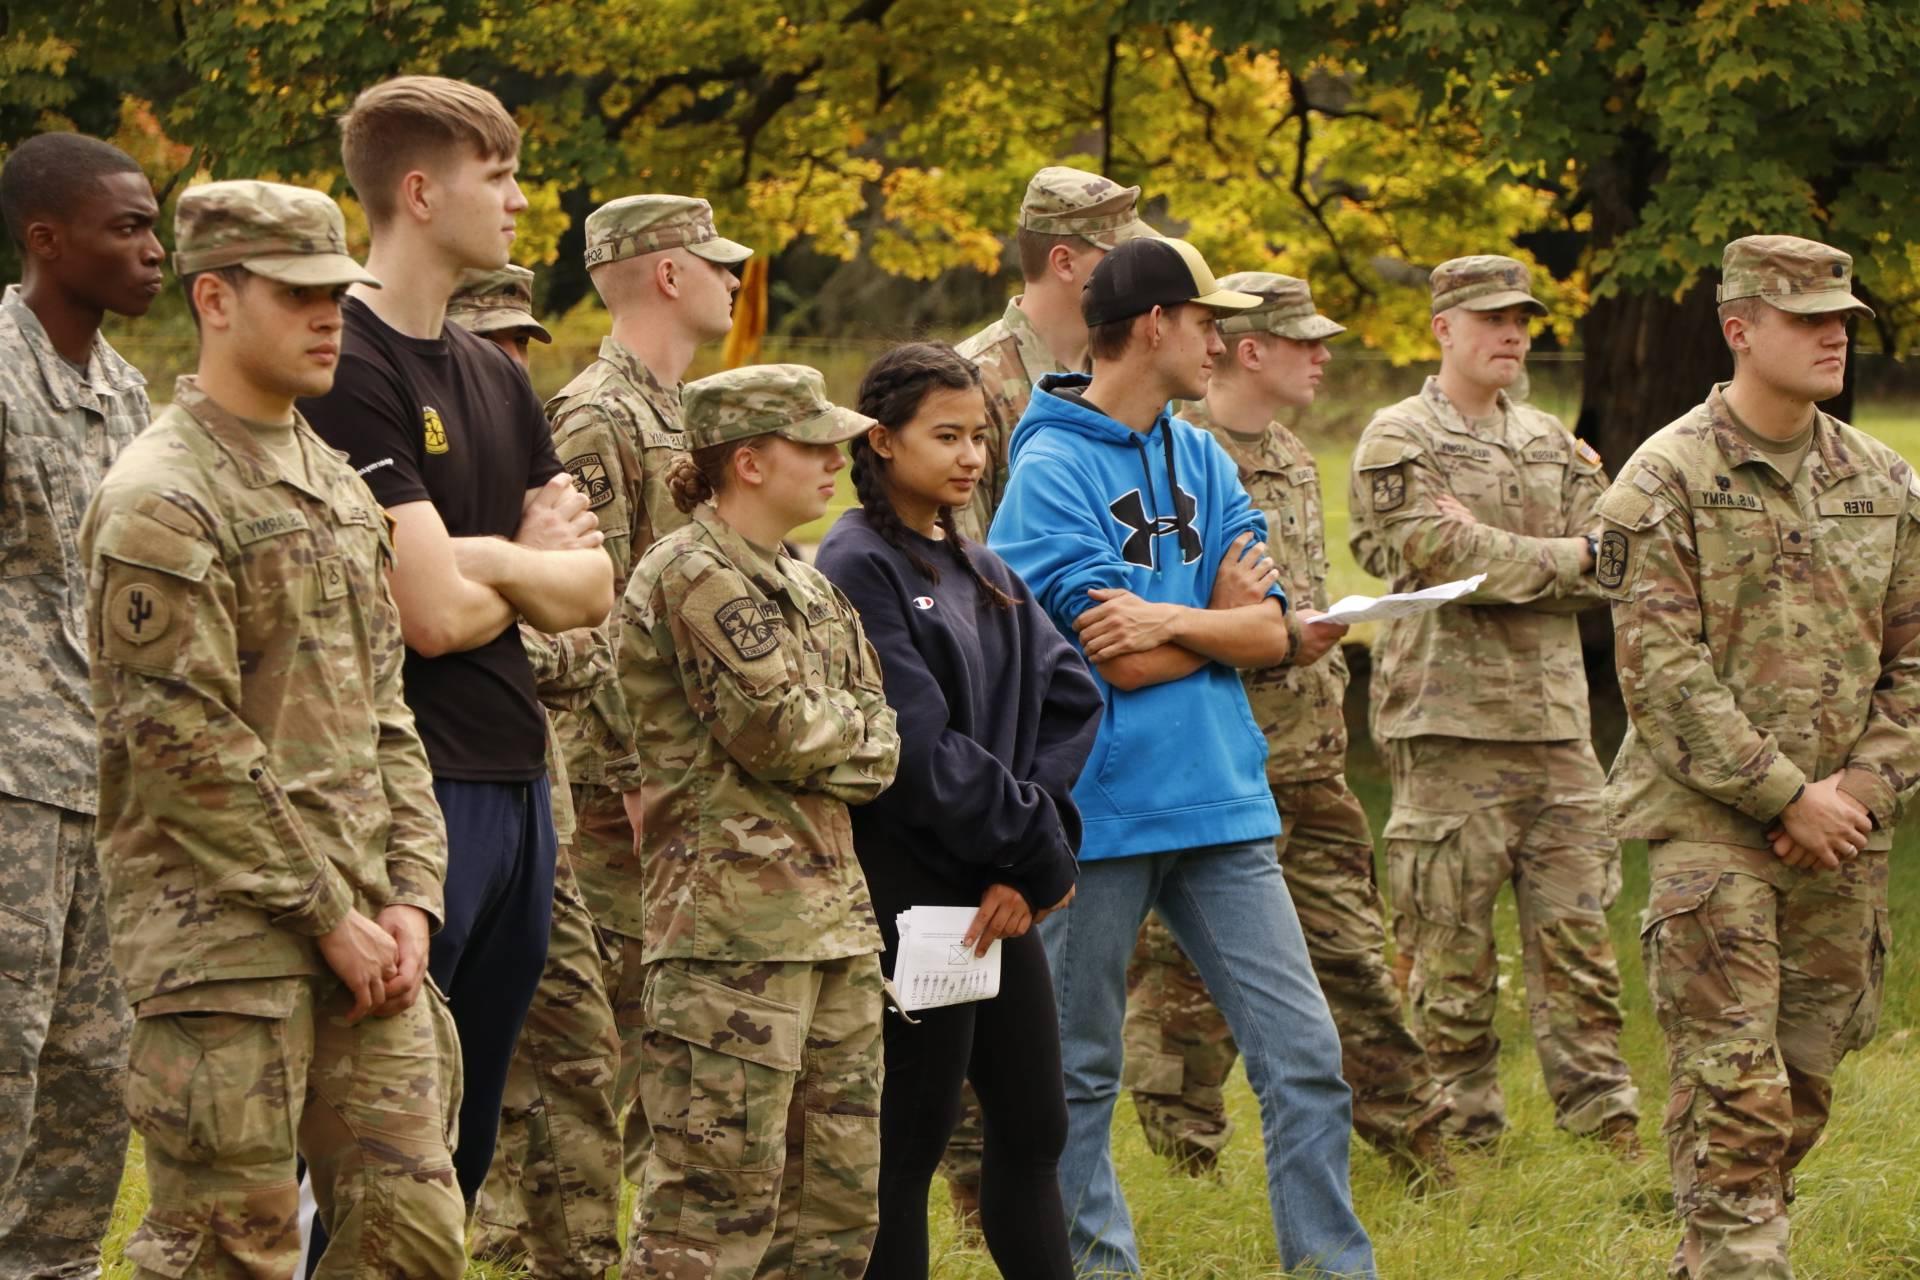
left=1371, top=466, right=1407, bottom=512
left=1596, top=530, right=1629, bottom=590
left=715, top=596, right=781, bottom=660
left=111, top=582, right=172, bottom=646
left=565, top=452, right=615, bottom=510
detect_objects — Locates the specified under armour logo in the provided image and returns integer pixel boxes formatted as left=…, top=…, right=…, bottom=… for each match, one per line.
left=1108, top=486, right=1201, bottom=569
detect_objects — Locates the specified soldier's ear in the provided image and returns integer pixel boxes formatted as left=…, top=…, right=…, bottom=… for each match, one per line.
left=1237, top=335, right=1262, bottom=370
left=655, top=255, right=679, bottom=300
left=1430, top=310, right=1451, bottom=348
left=21, top=216, right=61, bottom=263
left=1048, top=241, right=1078, bottom=283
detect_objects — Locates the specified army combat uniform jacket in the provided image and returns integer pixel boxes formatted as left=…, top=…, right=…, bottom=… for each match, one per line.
left=0, top=284, right=150, bottom=814
left=953, top=297, right=1058, bottom=542
left=82, top=377, right=446, bottom=1004
left=618, top=505, right=899, bottom=964
left=1349, top=376, right=1608, bottom=743
left=1185, top=399, right=1347, bottom=782
left=1599, top=384, right=1920, bottom=850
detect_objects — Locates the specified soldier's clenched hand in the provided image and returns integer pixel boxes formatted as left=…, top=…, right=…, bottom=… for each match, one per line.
left=369, top=904, right=433, bottom=1016
left=319, top=909, right=400, bottom=1023
left=517, top=471, right=603, bottom=550
left=1770, top=775, right=1873, bottom=871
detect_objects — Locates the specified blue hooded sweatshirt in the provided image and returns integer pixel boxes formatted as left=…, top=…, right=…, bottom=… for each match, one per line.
left=988, top=372, right=1284, bottom=862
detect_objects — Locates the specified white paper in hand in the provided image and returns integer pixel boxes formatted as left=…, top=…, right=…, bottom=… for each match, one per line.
left=1321, top=573, right=1486, bottom=625
left=892, top=906, right=1002, bottom=1011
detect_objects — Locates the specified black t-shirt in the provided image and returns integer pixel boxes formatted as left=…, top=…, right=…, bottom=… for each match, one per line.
left=299, top=295, right=563, bottom=782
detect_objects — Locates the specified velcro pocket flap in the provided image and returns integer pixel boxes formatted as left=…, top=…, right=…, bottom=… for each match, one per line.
left=643, top=962, right=803, bottom=1073
left=96, top=508, right=214, bottom=583
left=1382, top=806, right=1470, bottom=844
left=1355, top=436, right=1421, bottom=472
left=1597, top=484, right=1669, bottom=532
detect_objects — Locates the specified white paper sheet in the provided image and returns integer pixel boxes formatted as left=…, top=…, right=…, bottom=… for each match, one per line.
left=891, top=906, right=1002, bottom=1011
left=1320, top=573, right=1486, bottom=625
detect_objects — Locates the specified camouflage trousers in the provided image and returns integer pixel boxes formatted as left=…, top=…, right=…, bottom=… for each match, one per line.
left=1123, top=776, right=1449, bottom=1161
left=472, top=845, right=623, bottom=1279
left=0, top=797, right=129, bottom=1278
left=569, top=782, right=654, bottom=1189
left=1644, top=841, right=1889, bottom=1280
left=1384, top=736, right=1638, bottom=1140
left=123, top=973, right=466, bottom=1279
left=626, top=953, right=883, bottom=1280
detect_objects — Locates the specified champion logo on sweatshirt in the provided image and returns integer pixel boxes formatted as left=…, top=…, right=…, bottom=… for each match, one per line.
left=911, top=595, right=935, bottom=611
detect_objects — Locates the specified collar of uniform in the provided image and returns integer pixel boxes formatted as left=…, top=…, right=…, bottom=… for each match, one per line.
left=1003, top=296, right=1068, bottom=381
left=1178, top=396, right=1289, bottom=469
left=1702, top=382, right=1854, bottom=486
left=1419, top=375, right=1513, bottom=443
left=1, top=283, right=147, bottom=415
left=171, top=375, right=328, bottom=500
left=687, top=503, right=814, bottom=612
left=597, top=335, right=682, bottom=428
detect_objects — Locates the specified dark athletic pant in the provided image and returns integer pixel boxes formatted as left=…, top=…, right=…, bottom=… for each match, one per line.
left=305, top=776, right=556, bottom=1273
left=864, top=851, right=1073, bottom=1280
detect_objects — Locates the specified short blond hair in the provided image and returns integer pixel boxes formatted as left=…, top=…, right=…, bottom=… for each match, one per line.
left=340, top=76, right=519, bottom=226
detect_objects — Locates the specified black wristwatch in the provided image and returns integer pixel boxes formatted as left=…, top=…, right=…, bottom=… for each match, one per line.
left=1584, top=534, right=1599, bottom=569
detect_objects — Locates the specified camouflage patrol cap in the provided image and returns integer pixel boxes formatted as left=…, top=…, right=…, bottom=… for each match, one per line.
left=1429, top=254, right=1545, bottom=316
left=1215, top=272, right=1345, bottom=340
left=682, top=363, right=875, bottom=450
left=1718, top=234, right=1873, bottom=318
left=584, top=194, right=753, bottom=270
left=446, top=264, right=552, bottom=343
left=173, top=179, right=379, bottom=288
left=1019, top=166, right=1158, bottom=250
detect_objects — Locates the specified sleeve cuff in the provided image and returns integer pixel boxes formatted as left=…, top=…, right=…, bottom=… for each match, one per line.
left=1012, top=845, right=1077, bottom=916
left=603, top=753, right=645, bottom=793
left=382, top=857, right=447, bottom=933
left=1283, top=607, right=1307, bottom=666
left=1739, top=752, right=1809, bottom=825
left=1837, top=767, right=1895, bottom=830
left=271, top=867, right=354, bottom=938
left=1551, top=537, right=1588, bottom=594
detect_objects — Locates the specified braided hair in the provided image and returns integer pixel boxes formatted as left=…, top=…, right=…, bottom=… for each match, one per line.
left=852, top=342, right=1016, bottom=610
left=666, top=435, right=773, bottom=514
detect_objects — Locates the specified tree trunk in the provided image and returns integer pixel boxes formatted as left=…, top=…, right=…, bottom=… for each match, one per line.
left=1574, top=277, right=1727, bottom=473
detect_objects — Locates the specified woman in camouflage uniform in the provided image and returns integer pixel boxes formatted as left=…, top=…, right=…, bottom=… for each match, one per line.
left=615, top=363, right=900, bottom=1280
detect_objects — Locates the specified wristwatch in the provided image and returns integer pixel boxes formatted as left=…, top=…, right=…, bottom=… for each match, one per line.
left=1584, top=533, right=1599, bottom=569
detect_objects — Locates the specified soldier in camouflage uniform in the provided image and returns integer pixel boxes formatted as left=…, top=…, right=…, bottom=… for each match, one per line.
left=445, top=265, right=626, bottom=1278
left=617, top=362, right=898, bottom=1279
left=0, top=131, right=161, bottom=1279
left=1347, top=255, right=1641, bottom=1151
left=82, top=180, right=464, bottom=1278
left=942, top=165, right=1154, bottom=1218
left=1124, top=274, right=1453, bottom=1184
left=548, top=196, right=751, bottom=1193
left=952, top=165, right=1157, bottom=544
left=1601, top=236, right=1915, bottom=1280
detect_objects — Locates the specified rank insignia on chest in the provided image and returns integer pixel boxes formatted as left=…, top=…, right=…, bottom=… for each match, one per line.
left=716, top=596, right=781, bottom=660
left=1371, top=468, right=1406, bottom=512
left=422, top=406, right=449, bottom=455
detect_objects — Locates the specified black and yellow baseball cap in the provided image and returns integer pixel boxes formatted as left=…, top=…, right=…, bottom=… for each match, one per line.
left=1081, top=237, right=1261, bottom=327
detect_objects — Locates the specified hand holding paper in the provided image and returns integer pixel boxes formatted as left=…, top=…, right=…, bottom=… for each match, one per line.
left=1320, top=573, right=1487, bottom=626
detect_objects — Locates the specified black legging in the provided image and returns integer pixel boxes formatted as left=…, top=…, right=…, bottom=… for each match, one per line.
left=868, top=874, right=1073, bottom=1279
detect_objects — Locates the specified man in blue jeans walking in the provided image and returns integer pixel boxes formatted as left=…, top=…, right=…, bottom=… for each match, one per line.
left=990, top=236, right=1375, bottom=1278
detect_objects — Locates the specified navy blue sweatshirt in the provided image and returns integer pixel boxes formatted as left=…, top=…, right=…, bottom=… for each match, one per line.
left=816, top=509, right=1102, bottom=914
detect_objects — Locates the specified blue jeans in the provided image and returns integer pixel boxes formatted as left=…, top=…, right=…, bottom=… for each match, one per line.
left=1041, top=839, right=1374, bottom=1278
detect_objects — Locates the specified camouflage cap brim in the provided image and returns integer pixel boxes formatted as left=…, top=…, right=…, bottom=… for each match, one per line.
left=1083, top=217, right=1161, bottom=252
left=1452, top=288, right=1547, bottom=316
left=778, top=404, right=876, bottom=446
left=242, top=253, right=382, bottom=289
left=686, top=234, right=755, bottom=266
left=1761, top=289, right=1875, bottom=319
left=1270, top=313, right=1347, bottom=341
left=457, top=308, right=553, bottom=342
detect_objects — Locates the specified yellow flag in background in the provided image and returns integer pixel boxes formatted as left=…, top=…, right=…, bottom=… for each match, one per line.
left=722, top=257, right=768, bottom=369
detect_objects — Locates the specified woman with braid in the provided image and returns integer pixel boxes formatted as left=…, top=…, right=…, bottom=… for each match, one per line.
left=816, top=341, right=1101, bottom=1279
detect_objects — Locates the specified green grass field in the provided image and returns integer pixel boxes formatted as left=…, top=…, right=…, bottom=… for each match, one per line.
left=96, top=406, right=1920, bottom=1277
